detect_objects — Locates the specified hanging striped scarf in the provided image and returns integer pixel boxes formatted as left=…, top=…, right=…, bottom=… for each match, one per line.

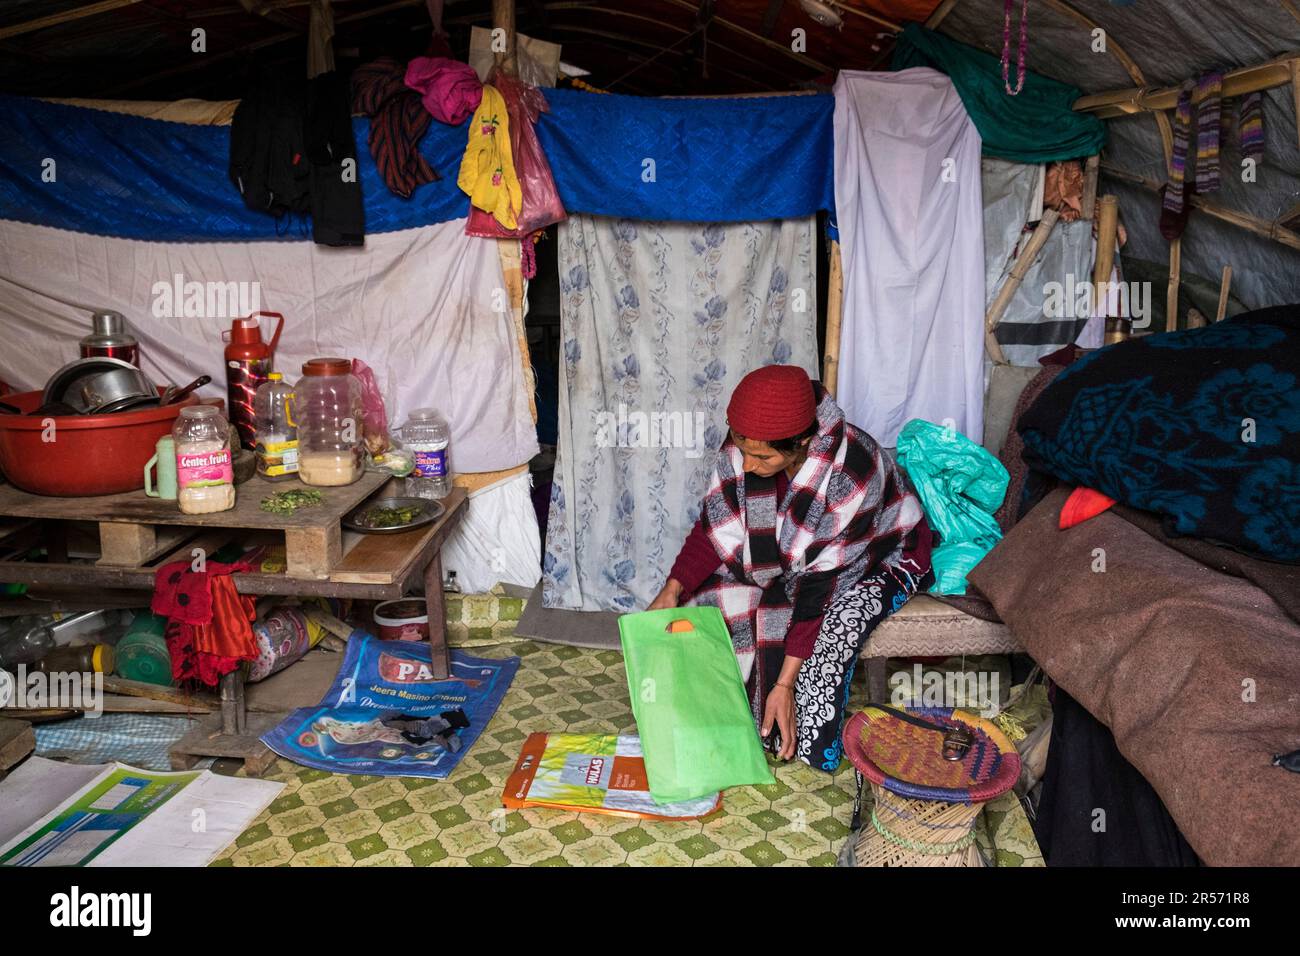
left=693, top=386, right=926, bottom=724
left=1163, top=80, right=1195, bottom=218
left=1192, top=70, right=1223, bottom=193
left=1239, top=91, right=1265, bottom=163
left=352, top=57, right=439, bottom=199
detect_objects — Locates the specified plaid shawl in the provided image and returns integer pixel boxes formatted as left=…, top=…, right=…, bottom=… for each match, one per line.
left=694, top=386, right=926, bottom=721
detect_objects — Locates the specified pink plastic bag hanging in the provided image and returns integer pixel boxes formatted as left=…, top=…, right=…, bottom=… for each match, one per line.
left=465, top=73, right=566, bottom=240
left=351, top=359, right=391, bottom=455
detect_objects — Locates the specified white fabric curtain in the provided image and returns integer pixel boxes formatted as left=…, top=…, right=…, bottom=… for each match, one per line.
left=833, top=68, right=986, bottom=446
left=0, top=217, right=538, bottom=475
left=440, top=471, right=541, bottom=593
left=542, top=215, right=819, bottom=612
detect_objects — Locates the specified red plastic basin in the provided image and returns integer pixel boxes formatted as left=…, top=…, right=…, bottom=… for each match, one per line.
left=0, top=390, right=207, bottom=497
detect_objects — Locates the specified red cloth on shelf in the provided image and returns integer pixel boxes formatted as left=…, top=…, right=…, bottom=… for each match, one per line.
left=153, top=560, right=258, bottom=687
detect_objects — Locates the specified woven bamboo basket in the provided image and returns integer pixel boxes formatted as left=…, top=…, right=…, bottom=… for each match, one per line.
left=841, top=706, right=1020, bottom=868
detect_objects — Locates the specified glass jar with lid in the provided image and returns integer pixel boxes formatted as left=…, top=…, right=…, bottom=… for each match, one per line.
left=293, top=357, right=364, bottom=487
left=172, top=405, right=236, bottom=514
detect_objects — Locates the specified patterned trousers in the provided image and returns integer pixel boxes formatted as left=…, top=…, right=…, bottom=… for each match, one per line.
left=793, top=566, right=919, bottom=771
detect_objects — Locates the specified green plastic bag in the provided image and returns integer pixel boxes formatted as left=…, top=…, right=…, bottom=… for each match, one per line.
left=619, top=606, right=775, bottom=803
left=895, top=419, right=1010, bottom=596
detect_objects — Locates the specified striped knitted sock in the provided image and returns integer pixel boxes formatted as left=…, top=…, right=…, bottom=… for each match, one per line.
left=1160, top=81, right=1194, bottom=238
left=1192, top=70, right=1223, bottom=193
left=1239, top=91, right=1265, bottom=163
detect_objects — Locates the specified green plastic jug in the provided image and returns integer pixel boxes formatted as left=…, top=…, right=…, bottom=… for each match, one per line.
left=114, top=612, right=173, bottom=686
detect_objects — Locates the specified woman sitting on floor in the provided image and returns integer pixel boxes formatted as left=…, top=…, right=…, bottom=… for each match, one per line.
left=648, top=364, right=933, bottom=771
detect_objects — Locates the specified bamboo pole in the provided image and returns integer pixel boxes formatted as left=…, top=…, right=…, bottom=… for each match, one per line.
left=926, top=0, right=962, bottom=28
left=0, top=0, right=143, bottom=41
left=1216, top=265, right=1233, bottom=321
left=986, top=208, right=1061, bottom=333
left=1166, top=239, right=1181, bottom=333
left=1076, top=56, right=1299, bottom=118
left=493, top=0, right=517, bottom=76
left=1291, top=60, right=1300, bottom=150
left=1081, top=155, right=1100, bottom=220
left=1278, top=200, right=1300, bottom=227
left=823, top=240, right=844, bottom=396
left=1093, top=196, right=1127, bottom=345
left=1093, top=196, right=1119, bottom=289
left=832, top=2, right=902, bottom=31
left=1101, top=161, right=1300, bottom=253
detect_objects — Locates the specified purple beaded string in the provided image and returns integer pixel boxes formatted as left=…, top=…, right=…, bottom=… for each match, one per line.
left=1002, top=0, right=1028, bottom=96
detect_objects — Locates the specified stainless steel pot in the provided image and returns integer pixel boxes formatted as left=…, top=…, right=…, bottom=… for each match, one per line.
left=78, top=366, right=155, bottom=414
left=43, top=357, right=155, bottom=414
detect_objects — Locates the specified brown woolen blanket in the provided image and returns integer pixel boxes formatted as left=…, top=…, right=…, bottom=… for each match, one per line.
left=970, top=488, right=1300, bottom=866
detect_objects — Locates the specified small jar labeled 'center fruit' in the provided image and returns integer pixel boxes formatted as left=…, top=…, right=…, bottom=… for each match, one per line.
left=173, top=405, right=236, bottom=515
left=293, top=357, right=364, bottom=487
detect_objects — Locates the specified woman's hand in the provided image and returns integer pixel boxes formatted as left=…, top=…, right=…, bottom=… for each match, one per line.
left=761, top=682, right=797, bottom=761
left=647, top=578, right=684, bottom=611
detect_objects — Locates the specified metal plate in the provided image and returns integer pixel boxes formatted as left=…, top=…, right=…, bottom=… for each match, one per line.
left=342, top=496, right=445, bottom=535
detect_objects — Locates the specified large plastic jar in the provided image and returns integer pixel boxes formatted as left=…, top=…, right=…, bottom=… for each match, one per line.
left=293, top=357, right=364, bottom=487
left=173, top=405, right=236, bottom=515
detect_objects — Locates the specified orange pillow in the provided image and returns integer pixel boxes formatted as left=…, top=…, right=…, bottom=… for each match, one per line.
left=1059, top=486, right=1117, bottom=530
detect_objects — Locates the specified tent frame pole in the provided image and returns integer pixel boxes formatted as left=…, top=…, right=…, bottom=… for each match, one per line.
left=823, top=240, right=844, bottom=396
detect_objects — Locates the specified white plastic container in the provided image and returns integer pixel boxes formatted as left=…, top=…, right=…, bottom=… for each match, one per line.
left=400, top=407, right=451, bottom=499
left=173, top=405, right=236, bottom=515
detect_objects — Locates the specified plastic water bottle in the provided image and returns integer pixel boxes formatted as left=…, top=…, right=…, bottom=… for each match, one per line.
left=254, top=372, right=299, bottom=480
left=0, top=618, right=55, bottom=671
left=402, top=408, right=451, bottom=499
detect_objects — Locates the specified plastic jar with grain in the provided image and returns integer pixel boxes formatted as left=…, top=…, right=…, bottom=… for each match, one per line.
left=293, top=358, right=364, bottom=487
left=173, top=405, right=236, bottom=515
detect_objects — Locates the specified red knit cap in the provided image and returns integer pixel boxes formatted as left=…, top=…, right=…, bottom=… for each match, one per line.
left=726, top=365, right=817, bottom=441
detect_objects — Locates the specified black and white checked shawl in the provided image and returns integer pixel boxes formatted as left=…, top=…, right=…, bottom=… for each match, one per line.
left=694, top=387, right=925, bottom=721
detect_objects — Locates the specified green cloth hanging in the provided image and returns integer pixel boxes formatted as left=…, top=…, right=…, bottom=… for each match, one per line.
left=892, top=23, right=1106, bottom=163
left=895, top=419, right=1010, bottom=596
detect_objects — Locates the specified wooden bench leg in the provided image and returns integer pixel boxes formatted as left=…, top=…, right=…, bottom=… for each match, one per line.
left=865, top=656, right=889, bottom=704
left=424, top=552, right=449, bottom=680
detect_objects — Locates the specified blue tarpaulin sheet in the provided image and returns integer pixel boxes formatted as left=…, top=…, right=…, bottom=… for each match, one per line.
left=0, top=94, right=471, bottom=241
left=0, top=89, right=835, bottom=241
left=537, top=88, right=834, bottom=223
left=260, top=634, right=518, bottom=779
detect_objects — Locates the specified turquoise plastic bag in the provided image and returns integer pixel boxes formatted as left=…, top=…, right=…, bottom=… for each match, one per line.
left=619, top=606, right=775, bottom=803
left=895, top=419, right=1009, bottom=595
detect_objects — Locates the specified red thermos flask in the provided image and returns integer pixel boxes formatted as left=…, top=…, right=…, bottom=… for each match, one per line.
left=223, top=312, right=284, bottom=450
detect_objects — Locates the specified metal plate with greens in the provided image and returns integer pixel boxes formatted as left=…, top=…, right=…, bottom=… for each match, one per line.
left=342, top=496, right=444, bottom=534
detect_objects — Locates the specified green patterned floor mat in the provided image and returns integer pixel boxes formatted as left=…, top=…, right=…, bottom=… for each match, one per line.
left=214, top=638, right=1042, bottom=867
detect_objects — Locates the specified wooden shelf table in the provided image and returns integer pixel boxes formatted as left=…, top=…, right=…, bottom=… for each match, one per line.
left=0, top=477, right=467, bottom=775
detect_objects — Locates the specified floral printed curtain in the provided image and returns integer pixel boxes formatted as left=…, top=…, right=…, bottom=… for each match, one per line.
left=542, top=215, right=819, bottom=612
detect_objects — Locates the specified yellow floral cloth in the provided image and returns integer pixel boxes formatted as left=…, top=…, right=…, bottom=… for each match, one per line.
left=457, top=84, right=521, bottom=230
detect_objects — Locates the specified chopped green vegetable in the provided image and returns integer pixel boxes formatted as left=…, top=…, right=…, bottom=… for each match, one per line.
left=356, top=503, right=424, bottom=528
left=260, top=489, right=324, bottom=516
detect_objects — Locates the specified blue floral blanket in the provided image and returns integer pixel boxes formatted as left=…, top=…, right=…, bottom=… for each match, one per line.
left=1017, top=306, right=1300, bottom=562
